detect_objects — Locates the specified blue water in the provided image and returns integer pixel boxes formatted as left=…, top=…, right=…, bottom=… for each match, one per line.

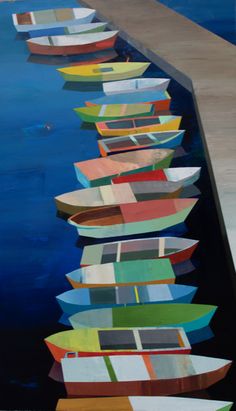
left=158, top=0, right=236, bottom=44
left=0, top=0, right=236, bottom=410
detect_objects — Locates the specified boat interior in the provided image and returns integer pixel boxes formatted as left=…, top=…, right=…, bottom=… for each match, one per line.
left=70, top=206, right=123, bottom=226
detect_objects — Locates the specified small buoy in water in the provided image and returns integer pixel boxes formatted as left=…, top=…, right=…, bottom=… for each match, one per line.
left=44, top=123, right=53, bottom=131
left=22, top=122, right=53, bottom=137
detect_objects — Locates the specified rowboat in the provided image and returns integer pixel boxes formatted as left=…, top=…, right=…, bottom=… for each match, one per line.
left=103, top=78, right=170, bottom=95
left=45, top=327, right=191, bottom=361
left=86, top=91, right=171, bottom=112
left=66, top=259, right=175, bottom=288
left=27, top=31, right=118, bottom=56
left=55, top=181, right=183, bottom=215
left=28, top=22, right=107, bottom=38
left=57, top=62, right=150, bottom=82
left=68, top=198, right=198, bottom=238
left=112, top=167, right=201, bottom=186
left=74, top=103, right=156, bottom=123
left=69, top=303, right=216, bottom=331
left=56, top=397, right=233, bottom=411
left=74, top=149, right=174, bottom=187
left=80, top=237, right=199, bottom=266
left=98, top=131, right=185, bottom=156
left=96, top=116, right=182, bottom=137
left=61, top=353, right=231, bottom=397
left=56, top=284, right=198, bottom=315
left=12, top=8, right=95, bottom=32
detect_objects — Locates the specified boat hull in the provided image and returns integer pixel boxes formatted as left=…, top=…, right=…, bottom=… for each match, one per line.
left=80, top=237, right=199, bottom=266
left=74, top=155, right=173, bottom=188
left=56, top=286, right=197, bottom=315
left=98, top=131, right=184, bottom=156
left=57, top=62, right=150, bottom=82
left=27, top=34, right=118, bottom=56
left=64, top=363, right=231, bottom=397
left=74, top=104, right=155, bottom=123
left=13, top=10, right=96, bottom=32
left=55, top=186, right=182, bottom=216
left=112, top=167, right=201, bottom=187
left=46, top=329, right=191, bottom=362
left=56, top=396, right=233, bottom=411
left=96, top=117, right=181, bottom=137
left=87, top=97, right=171, bottom=113
left=103, top=78, right=170, bottom=95
left=74, top=204, right=196, bottom=238
left=28, top=23, right=107, bottom=38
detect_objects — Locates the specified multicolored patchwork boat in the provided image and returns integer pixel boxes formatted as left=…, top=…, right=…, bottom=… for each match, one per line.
left=103, top=77, right=170, bottom=95
left=45, top=327, right=191, bottom=361
left=61, top=353, right=231, bottom=397
left=80, top=237, right=199, bottom=266
left=27, top=31, right=118, bottom=56
left=68, top=198, right=198, bottom=238
left=55, top=181, right=183, bottom=215
left=56, top=396, right=234, bottom=411
left=28, top=22, right=107, bottom=38
left=74, top=149, right=174, bottom=187
left=96, top=116, right=182, bottom=137
left=69, top=303, right=217, bottom=331
left=57, top=62, right=150, bottom=82
left=112, top=167, right=201, bottom=186
left=74, top=103, right=156, bottom=123
left=98, top=130, right=185, bottom=155
left=56, top=284, right=198, bottom=315
left=86, top=91, right=171, bottom=112
left=65, top=259, right=175, bottom=288
left=12, top=8, right=95, bottom=32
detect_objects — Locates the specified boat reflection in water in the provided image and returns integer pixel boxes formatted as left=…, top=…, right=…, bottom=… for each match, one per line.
left=27, top=49, right=118, bottom=66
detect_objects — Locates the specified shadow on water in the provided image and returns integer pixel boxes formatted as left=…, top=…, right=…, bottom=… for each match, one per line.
left=63, top=82, right=104, bottom=92
left=27, top=49, right=118, bottom=67
left=173, top=259, right=197, bottom=276
left=15, top=32, right=29, bottom=41
left=181, top=185, right=201, bottom=198
left=75, top=222, right=190, bottom=249
left=49, top=362, right=63, bottom=383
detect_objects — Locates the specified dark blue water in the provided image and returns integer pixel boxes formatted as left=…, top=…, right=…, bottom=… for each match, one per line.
left=158, top=0, right=236, bottom=44
left=0, top=0, right=236, bottom=410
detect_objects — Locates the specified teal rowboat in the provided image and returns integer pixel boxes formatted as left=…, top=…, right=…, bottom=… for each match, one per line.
left=69, top=303, right=217, bottom=332
left=66, top=259, right=175, bottom=288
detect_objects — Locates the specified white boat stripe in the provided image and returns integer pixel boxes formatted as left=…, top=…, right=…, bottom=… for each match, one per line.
left=12, top=14, right=18, bottom=26
left=99, top=105, right=107, bottom=117
left=147, top=132, right=157, bottom=142
left=159, top=237, right=165, bottom=257
left=120, top=104, right=128, bottom=116
left=130, top=135, right=139, bottom=145
left=110, top=356, right=150, bottom=381
left=133, top=330, right=142, bottom=350
left=100, top=185, right=116, bottom=205
left=30, top=12, right=36, bottom=25
left=116, top=242, right=121, bottom=262
left=115, top=286, right=120, bottom=304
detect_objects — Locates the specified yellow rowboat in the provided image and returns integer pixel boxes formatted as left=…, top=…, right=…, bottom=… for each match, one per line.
left=96, top=115, right=182, bottom=137
left=45, top=327, right=191, bottom=362
left=57, top=62, right=150, bottom=82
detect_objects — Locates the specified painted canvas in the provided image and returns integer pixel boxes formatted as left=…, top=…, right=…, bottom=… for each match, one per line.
left=0, top=0, right=235, bottom=410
